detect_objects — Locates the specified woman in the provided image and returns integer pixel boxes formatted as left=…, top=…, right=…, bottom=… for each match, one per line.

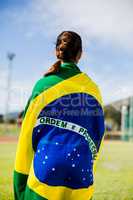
left=13, top=31, right=105, bottom=200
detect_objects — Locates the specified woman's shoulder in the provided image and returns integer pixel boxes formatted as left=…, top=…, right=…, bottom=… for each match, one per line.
left=82, top=72, right=103, bottom=106
left=31, top=76, right=50, bottom=98
left=31, top=74, right=63, bottom=99
left=82, top=72, right=99, bottom=89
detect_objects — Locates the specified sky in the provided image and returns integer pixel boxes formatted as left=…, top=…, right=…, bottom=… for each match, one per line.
left=0, top=0, right=133, bottom=114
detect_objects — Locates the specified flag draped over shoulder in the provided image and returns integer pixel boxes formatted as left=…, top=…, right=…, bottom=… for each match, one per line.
left=13, top=62, right=105, bottom=200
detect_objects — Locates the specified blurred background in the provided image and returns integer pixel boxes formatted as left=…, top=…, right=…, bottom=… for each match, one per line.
left=0, top=0, right=133, bottom=200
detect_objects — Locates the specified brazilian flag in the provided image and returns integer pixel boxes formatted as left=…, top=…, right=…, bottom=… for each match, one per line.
left=13, top=62, right=105, bottom=200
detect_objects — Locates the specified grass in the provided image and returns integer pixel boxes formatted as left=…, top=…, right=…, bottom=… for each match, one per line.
left=0, top=142, right=16, bottom=200
left=0, top=141, right=133, bottom=200
left=93, top=141, right=133, bottom=200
